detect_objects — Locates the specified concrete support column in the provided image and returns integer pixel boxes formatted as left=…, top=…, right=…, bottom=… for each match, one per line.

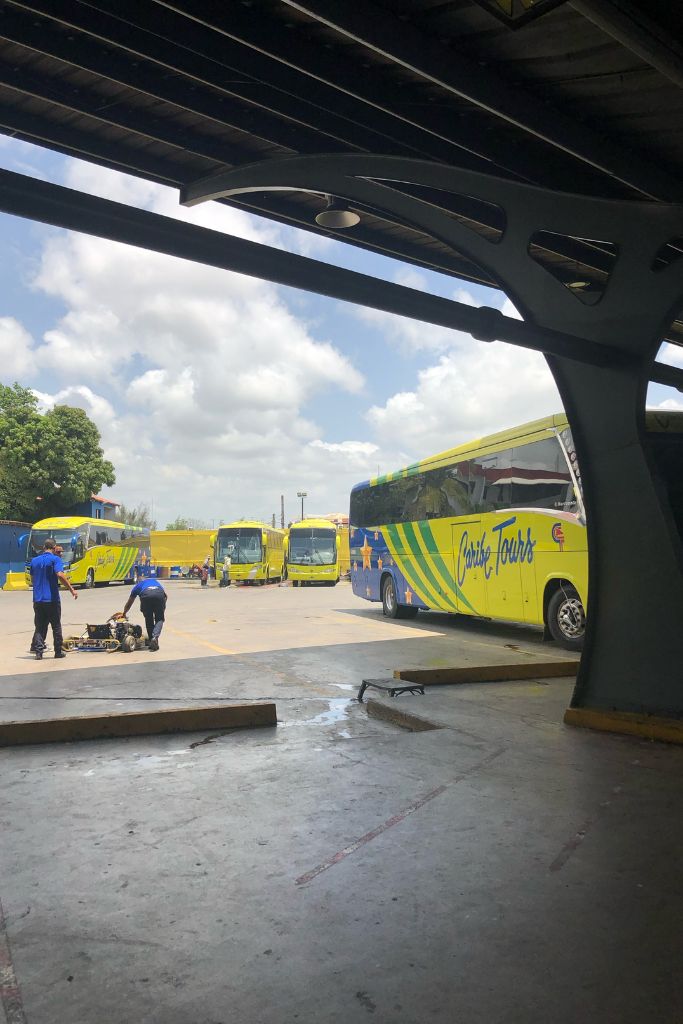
left=552, top=358, right=683, bottom=714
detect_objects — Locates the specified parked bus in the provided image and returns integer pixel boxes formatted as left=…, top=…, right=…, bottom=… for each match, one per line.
left=213, top=521, right=285, bottom=584
left=286, top=518, right=341, bottom=586
left=350, top=414, right=587, bottom=650
left=150, top=529, right=213, bottom=569
left=338, top=525, right=351, bottom=576
left=26, top=516, right=150, bottom=589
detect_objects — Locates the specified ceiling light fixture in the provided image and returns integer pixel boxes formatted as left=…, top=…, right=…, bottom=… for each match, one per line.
left=315, top=195, right=360, bottom=229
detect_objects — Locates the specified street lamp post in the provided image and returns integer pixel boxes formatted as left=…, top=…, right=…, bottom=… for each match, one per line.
left=297, top=491, right=307, bottom=521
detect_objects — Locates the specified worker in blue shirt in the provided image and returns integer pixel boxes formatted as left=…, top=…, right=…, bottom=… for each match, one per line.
left=121, top=577, right=167, bottom=651
left=30, top=538, right=78, bottom=659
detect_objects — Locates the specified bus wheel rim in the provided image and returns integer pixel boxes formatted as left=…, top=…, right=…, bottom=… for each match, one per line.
left=558, top=597, right=584, bottom=639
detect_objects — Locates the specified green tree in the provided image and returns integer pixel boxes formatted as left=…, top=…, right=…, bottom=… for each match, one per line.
left=0, top=382, right=116, bottom=521
left=117, top=502, right=157, bottom=530
left=165, top=516, right=208, bottom=530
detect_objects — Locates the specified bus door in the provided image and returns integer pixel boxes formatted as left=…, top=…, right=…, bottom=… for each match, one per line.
left=451, top=521, right=488, bottom=617
left=485, top=513, right=537, bottom=624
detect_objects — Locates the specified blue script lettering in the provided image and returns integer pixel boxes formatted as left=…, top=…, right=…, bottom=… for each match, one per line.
left=457, top=530, right=492, bottom=586
left=492, top=516, right=536, bottom=575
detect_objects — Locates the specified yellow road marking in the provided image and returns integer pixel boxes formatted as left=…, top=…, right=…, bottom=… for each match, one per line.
left=167, top=627, right=237, bottom=656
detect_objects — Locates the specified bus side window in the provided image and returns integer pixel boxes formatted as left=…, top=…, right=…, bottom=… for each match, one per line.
left=472, top=449, right=512, bottom=512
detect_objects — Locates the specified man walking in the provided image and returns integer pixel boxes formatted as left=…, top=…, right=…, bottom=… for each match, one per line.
left=220, top=551, right=231, bottom=588
left=121, top=576, right=167, bottom=651
left=30, top=538, right=78, bottom=659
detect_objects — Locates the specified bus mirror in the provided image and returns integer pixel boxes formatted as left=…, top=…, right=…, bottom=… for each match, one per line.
left=210, top=533, right=216, bottom=547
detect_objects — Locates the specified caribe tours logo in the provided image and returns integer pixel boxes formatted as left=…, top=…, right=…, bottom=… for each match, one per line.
left=552, top=522, right=565, bottom=551
left=457, top=516, right=536, bottom=587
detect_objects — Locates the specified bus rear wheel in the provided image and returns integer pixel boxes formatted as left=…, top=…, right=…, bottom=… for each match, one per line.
left=547, top=585, right=585, bottom=651
left=84, top=569, right=95, bottom=589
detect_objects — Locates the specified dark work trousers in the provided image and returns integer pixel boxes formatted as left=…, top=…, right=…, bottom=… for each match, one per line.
left=32, top=600, right=63, bottom=654
left=140, top=594, right=167, bottom=642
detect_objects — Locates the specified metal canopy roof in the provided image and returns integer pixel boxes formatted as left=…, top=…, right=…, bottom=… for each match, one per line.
left=0, top=0, right=681, bottom=343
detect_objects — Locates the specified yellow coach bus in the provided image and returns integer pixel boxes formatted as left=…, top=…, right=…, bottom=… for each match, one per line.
left=286, top=518, right=341, bottom=586
left=213, top=521, right=285, bottom=584
left=26, top=516, right=150, bottom=588
left=350, top=414, right=588, bottom=650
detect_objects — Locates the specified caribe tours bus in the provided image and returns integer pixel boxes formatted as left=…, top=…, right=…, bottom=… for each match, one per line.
left=213, top=521, right=285, bottom=584
left=26, top=516, right=150, bottom=588
left=350, top=414, right=588, bottom=650
left=286, top=518, right=341, bottom=586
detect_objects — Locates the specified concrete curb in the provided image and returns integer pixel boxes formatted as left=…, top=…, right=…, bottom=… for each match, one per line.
left=394, top=661, right=579, bottom=686
left=0, top=702, right=277, bottom=747
left=365, top=697, right=442, bottom=732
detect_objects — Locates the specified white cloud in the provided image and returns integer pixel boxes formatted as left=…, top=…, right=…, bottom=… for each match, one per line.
left=0, top=318, right=35, bottom=378
left=366, top=339, right=559, bottom=460
left=19, top=161, right=372, bottom=524
left=2, top=145, right=561, bottom=523
left=358, top=270, right=556, bottom=461
left=646, top=394, right=683, bottom=412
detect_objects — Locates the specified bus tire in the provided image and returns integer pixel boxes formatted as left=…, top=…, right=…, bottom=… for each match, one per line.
left=382, top=576, right=399, bottom=618
left=84, top=569, right=95, bottom=589
left=547, top=585, right=585, bottom=651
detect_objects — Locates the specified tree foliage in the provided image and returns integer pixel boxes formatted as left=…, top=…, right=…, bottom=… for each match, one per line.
left=165, top=516, right=209, bottom=530
left=117, top=502, right=157, bottom=530
left=0, top=382, right=115, bottom=521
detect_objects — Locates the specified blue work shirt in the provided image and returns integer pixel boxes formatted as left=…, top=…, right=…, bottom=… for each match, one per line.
left=30, top=552, right=64, bottom=603
left=130, top=578, right=166, bottom=600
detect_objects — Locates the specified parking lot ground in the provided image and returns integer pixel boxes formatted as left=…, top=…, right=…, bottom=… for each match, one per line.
left=3, top=581, right=680, bottom=1024
left=0, top=578, right=577, bottom=724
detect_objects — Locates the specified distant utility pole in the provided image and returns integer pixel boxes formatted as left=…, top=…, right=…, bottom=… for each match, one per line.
left=297, top=491, right=307, bottom=520
left=280, top=495, right=285, bottom=529
left=271, top=513, right=276, bottom=528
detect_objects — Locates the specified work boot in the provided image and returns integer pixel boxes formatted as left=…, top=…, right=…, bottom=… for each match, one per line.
left=149, top=638, right=159, bottom=651
left=34, top=650, right=43, bottom=660
left=54, top=651, right=67, bottom=659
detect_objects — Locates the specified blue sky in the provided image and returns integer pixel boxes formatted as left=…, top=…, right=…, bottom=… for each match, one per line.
left=0, top=137, right=679, bottom=529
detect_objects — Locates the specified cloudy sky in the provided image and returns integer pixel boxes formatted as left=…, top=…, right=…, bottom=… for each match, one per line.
left=1, top=137, right=680, bottom=529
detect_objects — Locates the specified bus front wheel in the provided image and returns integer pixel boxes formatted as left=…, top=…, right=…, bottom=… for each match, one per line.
left=84, top=569, right=95, bottom=589
left=547, top=585, right=585, bottom=651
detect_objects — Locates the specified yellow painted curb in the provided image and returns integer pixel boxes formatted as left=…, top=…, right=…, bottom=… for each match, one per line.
left=0, top=702, right=277, bottom=747
left=564, top=707, right=683, bottom=745
left=394, top=661, right=579, bottom=686
left=2, top=571, right=28, bottom=591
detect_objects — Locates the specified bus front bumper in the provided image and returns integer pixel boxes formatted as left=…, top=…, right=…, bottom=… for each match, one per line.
left=287, top=565, right=338, bottom=582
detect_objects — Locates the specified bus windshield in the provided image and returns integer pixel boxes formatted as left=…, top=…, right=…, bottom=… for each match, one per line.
left=217, top=528, right=262, bottom=564
left=288, top=529, right=336, bottom=565
left=28, top=527, right=88, bottom=568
